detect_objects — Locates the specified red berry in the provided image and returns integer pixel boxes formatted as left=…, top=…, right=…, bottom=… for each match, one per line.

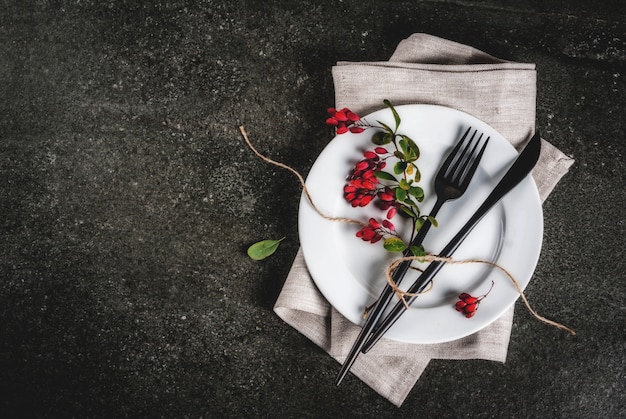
left=335, top=110, right=348, bottom=121
left=456, top=282, right=495, bottom=319
left=360, top=227, right=376, bottom=241
left=464, top=303, right=477, bottom=313
left=463, top=296, right=478, bottom=305
left=361, top=180, right=376, bottom=190
left=359, top=195, right=373, bottom=206
left=368, top=218, right=381, bottom=229
left=355, top=160, right=370, bottom=171
left=378, top=192, right=394, bottom=201
left=336, top=124, right=348, bottom=134
left=362, top=169, right=375, bottom=179
left=346, top=110, right=360, bottom=121
left=382, top=219, right=395, bottom=231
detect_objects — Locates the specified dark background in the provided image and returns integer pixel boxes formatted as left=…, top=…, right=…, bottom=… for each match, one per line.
left=1, top=1, right=624, bottom=417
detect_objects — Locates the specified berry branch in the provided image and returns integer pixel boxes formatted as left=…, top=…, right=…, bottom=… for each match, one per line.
left=328, top=100, right=434, bottom=256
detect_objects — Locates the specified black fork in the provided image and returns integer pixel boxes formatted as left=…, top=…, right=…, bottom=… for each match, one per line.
left=335, top=126, right=490, bottom=385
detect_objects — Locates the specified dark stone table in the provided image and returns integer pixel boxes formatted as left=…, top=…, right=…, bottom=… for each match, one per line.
left=1, top=1, right=624, bottom=417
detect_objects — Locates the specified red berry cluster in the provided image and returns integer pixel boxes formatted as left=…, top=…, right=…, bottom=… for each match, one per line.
left=344, top=148, right=389, bottom=208
left=356, top=217, right=396, bottom=244
left=376, top=186, right=400, bottom=216
left=454, top=281, right=494, bottom=318
left=326, top=107, right=365, bottom=134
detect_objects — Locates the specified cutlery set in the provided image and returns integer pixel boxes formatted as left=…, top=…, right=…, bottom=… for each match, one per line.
left=336, top=129, right=541, bottom=385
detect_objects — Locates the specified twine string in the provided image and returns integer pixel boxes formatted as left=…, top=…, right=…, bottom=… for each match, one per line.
left=384, top=255, right=575, bottom=335
left=240, top=126, right=576, bottom=336
left=239, top=126, right=366, bottom=227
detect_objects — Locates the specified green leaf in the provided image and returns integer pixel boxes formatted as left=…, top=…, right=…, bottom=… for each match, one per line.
left=427, top=216, right=439, bottom=227
left=412, top=164, right=421, bottom=183
left=399, top=178, right=411, bottom=190
left=409, top=186, right=424, bottom=200
left=383, top=99, right=401, bottom=130
left=415, top=217, right=425, bottom=231
left=372, top=131, right=393, bottom=145
left=395, top=187, right=407, bottom=202
left=374, top=171, right=397, bottom=181
left=409, top=245, right=426, bottom=257
left=399, top=137, right=409, bottom=155
left=402, top=135, right=420, bottom=160
left=394, top=150, right=405, bottom=160
left=247, top=237, right=285, bottom=260
left=393, top=161, right=407, bottom=175
left=400, top=206, right=416, bottom=218
left=383, top=237, right=406, bottom=252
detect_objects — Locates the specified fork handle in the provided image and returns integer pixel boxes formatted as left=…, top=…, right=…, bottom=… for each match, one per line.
left=334, top=198, right=444, bottom=385
left=361, top=202, right=494, bottom=351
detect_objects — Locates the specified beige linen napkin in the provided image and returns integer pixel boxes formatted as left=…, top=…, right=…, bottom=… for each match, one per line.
left=274, top=33, right=574, bottom=406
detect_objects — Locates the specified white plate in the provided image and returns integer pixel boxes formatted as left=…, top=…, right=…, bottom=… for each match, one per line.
left=298, top=104, right=543, bottom=344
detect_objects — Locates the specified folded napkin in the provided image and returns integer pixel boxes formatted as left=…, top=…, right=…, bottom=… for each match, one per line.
left=274, top=33, right=574, bottom=406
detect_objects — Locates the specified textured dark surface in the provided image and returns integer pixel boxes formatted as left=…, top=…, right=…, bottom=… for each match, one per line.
left=1, top=1, right=624, bottom=417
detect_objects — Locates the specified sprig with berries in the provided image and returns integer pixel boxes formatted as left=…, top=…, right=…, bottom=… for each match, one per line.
left=327, top=100, right=436, bottom=256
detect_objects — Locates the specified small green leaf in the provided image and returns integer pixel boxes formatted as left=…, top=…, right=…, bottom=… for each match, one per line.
left=393, top=161, right=407, bottom=175
left=247, top=237, right=285, bottom=260
left=383, top=237, right=406, bottom=252
left=395, top=187, right=407, bottom=202
left=412, top=164, right=421, bottom=182
left=409, top=245, right=426, bottom=257
left=383, top=99, right=401, bottom=130
left=409, top=186, right=424, bottom=200
left=427, top=216, right=439, bottom=227
left=399, top=137, right=409, bottom=155
left=400, top=206, right=416, bottom=218
left=372, top=131, right=393, bottom=145
left=415, top=217, right=425, bottom=231
left=374, top=171, right=397, bottom=181
left=394, top=150, right=405, bottom=160
left=402, top=135, right=420, bottom=160
left=399, top=178, right=411, bottom=190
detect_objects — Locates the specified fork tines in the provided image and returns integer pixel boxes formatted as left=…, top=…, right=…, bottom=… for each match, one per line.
left=445, top=128, right=490, bottom=189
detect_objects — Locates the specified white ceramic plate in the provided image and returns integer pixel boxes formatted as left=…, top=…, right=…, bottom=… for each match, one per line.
left=298, top=104, right=543, bottom=344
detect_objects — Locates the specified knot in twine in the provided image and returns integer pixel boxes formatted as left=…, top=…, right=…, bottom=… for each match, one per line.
left=240, top=126, right=575, bottom=336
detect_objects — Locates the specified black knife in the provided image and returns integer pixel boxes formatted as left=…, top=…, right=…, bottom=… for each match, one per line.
left=362, top=132, right=541, bottom=352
